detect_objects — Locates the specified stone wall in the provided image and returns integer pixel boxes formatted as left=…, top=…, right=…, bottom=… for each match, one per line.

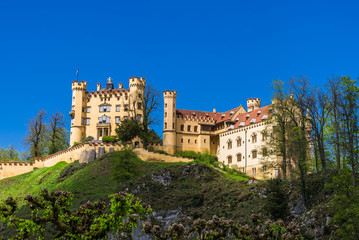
left=0, top=159, right=44, bottom=180
left=133, top=148, right=193, bottom=163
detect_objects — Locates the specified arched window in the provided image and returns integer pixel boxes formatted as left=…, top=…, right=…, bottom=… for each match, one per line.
left=262, top=131, right=268, bottom=141
left=252, top=150, right=257, bottom=159
left=252, top=133, right=257, bottom=143
left=237, top=153, right=242, bottom=162
left=236, top=137, right=241, bottom=147
left=227, top=155, right=233, bottom=164
left=227, top=139, right=232, bottom=149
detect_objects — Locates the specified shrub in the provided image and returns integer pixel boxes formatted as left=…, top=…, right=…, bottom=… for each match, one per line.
left=102, top=136, right=116, bottom=143
left=111, top=150, right=141, bottom=181
left=153, top=150, right=168, bottom=155
left=264, top=178, right=289, bottom=220
left=148, top=146, right=154, bottom=152
left=57, top=160, right=86, bottom=183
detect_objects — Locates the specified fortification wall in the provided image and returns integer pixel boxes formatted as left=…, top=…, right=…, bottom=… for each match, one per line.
left=133, top=148, right=193, bottom=163
left=0, top=160, right=44, bottom=180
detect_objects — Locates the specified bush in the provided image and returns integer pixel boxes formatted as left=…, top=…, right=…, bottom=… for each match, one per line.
left=153, top=150, right=168, bottom=155
left=57, top=160, right=86, bottom=183
left=264, top=178, right=289, bottom=220
left=102, top=136, right=116, bottom=143
left=111, top=150, right=141, bottom=181
left=148, top=146, right=154, bottom=152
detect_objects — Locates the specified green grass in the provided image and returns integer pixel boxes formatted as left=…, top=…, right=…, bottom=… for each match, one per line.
left=0, top=149, right=264, bottom=222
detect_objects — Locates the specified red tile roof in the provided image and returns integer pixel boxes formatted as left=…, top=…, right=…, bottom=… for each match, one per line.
left=233, top=105, right=271, bottom=129
left=176, top=106, right=245, bottom=123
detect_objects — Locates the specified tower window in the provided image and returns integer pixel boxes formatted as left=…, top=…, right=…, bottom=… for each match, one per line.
left=137, top=114, right=142, bottom=121
left=165, top=112, right=167, bottom=117
left=165, top=103, right=167, bottom=108
left=116, top=106, right=120, bottom=112
left=164, top=122, right=167, bottom=129
left=194, top=126, right=198, bottom=132
left=181, top=139, right=183, bottom=143
left=173, top=123, right=175, bottom=129
left=187, top=125, right=191, bottom=132
left=180, top=125, right=184, bottom=131
left=86, top=107, right=90, bottom=113
left=137, top=103, right=142, bottom=109
left=188, top=139, right=190, bottom=143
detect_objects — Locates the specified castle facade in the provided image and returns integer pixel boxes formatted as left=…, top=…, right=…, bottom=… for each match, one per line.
left=162, top=91, right=279, bottom=178
left=69, top=77, right=145, bottom=146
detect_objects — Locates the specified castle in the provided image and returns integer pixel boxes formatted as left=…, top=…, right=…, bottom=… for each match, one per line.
left=69, top=77, right=145, bottom=146
left=162, top=91, right=279, bottom=178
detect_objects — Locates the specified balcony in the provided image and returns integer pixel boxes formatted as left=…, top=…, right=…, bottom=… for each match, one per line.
left=96, top=123, right=111, bottom=128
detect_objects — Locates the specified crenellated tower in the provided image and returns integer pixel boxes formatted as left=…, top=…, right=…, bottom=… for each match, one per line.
left=129, top=77, right=146, bottom=119
left=163, top=90, right=177, bottom=154
left=70, top=80, right=87, bottom=146
left=247, top=98, right=261, bottom=112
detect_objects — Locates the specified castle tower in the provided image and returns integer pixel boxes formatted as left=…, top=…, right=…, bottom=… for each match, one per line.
left=69, top=80, right=87, bottom=146
left=129, top=77, right=146, bottom=119
left=247, top=98, right=261, bottom=112
left=163, top=90, right=177, bottom=154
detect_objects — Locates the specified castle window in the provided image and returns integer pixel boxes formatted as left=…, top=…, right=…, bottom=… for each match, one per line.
left=237, top=153, right=242, bottom=162
left=204, top=139, right=207, bottom=143
left=165, top=112, right=167, bottom=117
left=180, top=125, right=184, bottom=131
left=194, top=126, right=198, bottom=132
left=188, top=139, right=190, bottom=143
left=124, top=116, right=128, bottom=120
left=100, top=105, right=111, bottom=112
left=187, top=125, right=191, bottom=132
left=252, top=150, right=257, bottom=159
left=164, top=122, right=167, bottom=129
left=262, top=131, right=268, bottom=141
left=195, top=140, right=197, bottom=144
left=252, top=167, right=257, bottom=175
left=227, top=155, right=232, bottom=164
left=181, top=139, right=183, bottom=143
left=82, top=107, right=85, bottom=113
left=137, top=103, right=142, bottom=109
left=86, top=107, right=90, bottom=113
left=262, top=165, right=267, bottom=173
left=116, top=106, right=120, bottom=112
left=86, top=118, right=90, bottom=125
left=124, top=105, right=129, bottom=111
left=252, top=134, right=257, bottom=143
left=262, top=147, right=268, bottom=157
left=165, top=103, right=167, bottom=108
left=138, top=94, right=142, bottom=98
left=137, top=114, right=142, bottom=121
left=115, top=117, right=120, bottom=124
left=227, top=139, right=232, bottom=149
left=237, top=138, right=241, bottom=147
left=99, top=115, right=110, bottom=123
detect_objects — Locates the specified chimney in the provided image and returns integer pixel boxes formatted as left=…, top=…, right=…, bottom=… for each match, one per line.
left=213, top=108, right=216, bottom=113
left=97, top=83, right=101, bottom=91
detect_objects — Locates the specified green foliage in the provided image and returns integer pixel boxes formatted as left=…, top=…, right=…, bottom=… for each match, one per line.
left=264, top=178, right=289, bottom=220
left=0, top=145, right=21, bottom=162
left=102, top=135, right=116, bottom=143
left=116, top=119, right=142, bottom=144
left=81, top=136, right=94, bottom=143
left=111, top=149, right=142, bottom=181
left=153, top=150, right=168, bottom=155
left=0, top=189, right=152, bottom=239
left=56, top=160, right=86, bottom=183
left=145, top=214, right=303, bottom=239
left=326, top=169, right=359, bottom=239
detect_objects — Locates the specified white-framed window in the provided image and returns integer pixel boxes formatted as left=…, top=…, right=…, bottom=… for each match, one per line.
left=100, top=105, right=111, bottom=112
left=86, top=118, right=90, bottom=125
left=115, top=117, right=120, bottom=124
left=86, top=107, right=90, bottom=113
left=98, top=115, right=110, bottom=123
left=116, top=106, right=120, bottom=112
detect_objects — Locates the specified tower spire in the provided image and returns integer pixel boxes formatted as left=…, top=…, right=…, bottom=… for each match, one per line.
left=76, top=64, right=79, bottom=81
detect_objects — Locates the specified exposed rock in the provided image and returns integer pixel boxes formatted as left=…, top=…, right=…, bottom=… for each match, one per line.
left=289, top=195, right=306, bottom=215
left=151, top=170, right=171, bottom=186
left=79, top=150, right=89, bottom=164
left=98, top=147, right=105, bottom=158
left=88, top=149, right=96, bottom=163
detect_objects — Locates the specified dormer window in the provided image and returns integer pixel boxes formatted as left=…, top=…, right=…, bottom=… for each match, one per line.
left=257, top=110, right=262, bottom=115
left=235, top=118, right=239, bottom=121
left=205, top=113, right=209, bottom=117
left=192, top=112, right=196, bottom=116
left=230, top=111, right=234, bottom=115
left=221, top=114, right=226, bottom=118
left=239, top=121, right=245, bottom=127
left=246, top=114, right=250, bottom=118
left=250, top=118, right=256, bottom=124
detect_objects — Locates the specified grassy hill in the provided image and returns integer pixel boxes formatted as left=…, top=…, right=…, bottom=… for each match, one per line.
left=0, top=150, right=259, bottom=222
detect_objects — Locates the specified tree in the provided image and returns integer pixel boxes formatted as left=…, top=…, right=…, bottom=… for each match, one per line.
left=5, top=145, right=19, bottom=161
left=0, top=189, right=152, bottom=239
left=118, top=84, right=161, bottom=149
left=47, top=112, right=69, bottom=155
left=23, top=110, right=47, bottom=159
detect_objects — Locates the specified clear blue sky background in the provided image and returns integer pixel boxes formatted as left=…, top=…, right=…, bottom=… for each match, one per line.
left=1, top=0, right=359, bottom=151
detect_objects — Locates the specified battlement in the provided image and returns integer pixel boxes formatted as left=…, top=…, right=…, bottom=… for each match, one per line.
left=72, top=80, right=88, bottom=91
left=129, top=77, right=146, bottom=88
left=247, top=98, right=261, bottom=112
left=163, top=90, right=177, bottom=98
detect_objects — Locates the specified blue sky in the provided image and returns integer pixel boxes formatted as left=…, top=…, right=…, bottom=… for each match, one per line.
left=1, top=0, right=359, bottom=151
